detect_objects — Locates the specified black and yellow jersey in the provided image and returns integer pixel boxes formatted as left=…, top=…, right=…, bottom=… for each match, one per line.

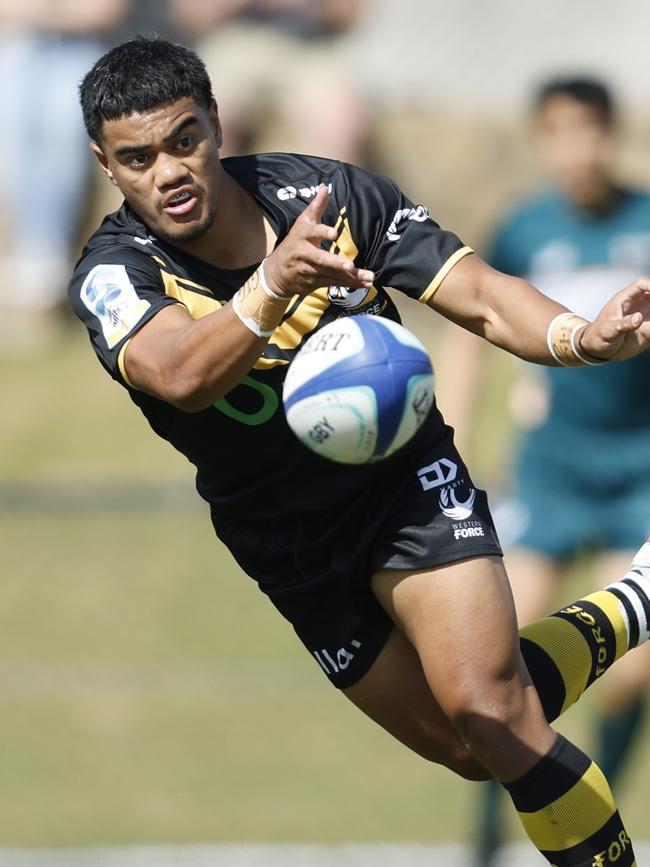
left=69, top=153, right=472, bottom=523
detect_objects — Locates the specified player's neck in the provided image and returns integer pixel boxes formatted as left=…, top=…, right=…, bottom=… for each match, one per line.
left=178, top=172, right=273, bottom=269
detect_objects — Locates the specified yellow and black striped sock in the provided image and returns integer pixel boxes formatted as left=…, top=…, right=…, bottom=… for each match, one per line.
left=518, top=541, right=650, bottom=722
left=504, top=734, right=635, bottom=866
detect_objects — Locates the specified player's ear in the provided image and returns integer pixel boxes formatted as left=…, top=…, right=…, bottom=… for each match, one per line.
left=208, top=98, right=223, bottom=150
left=90, top=141, right=118, bottom=186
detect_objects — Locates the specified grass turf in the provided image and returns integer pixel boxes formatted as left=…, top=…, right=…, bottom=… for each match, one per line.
left=1, top=324, right=649, bottom=845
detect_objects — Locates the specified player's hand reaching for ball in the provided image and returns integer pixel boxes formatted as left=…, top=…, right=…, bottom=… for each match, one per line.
left=264, top=186, right=375, bottom=298
left=579, top=278, right=650, bottom=361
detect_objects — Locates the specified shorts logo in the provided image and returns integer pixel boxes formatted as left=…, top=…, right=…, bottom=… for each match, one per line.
left=80, top=263, right=150, bottom=349
left=440, top=485, right=476, bottom=520
left=453, top=523, right=484, bottom=540
left=313, top=639, right=361, bottom=675
left=417, top=458, right=457, bottom=491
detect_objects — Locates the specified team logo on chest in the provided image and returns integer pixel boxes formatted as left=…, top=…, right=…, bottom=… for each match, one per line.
left=327, top=285, right=386, bottom=316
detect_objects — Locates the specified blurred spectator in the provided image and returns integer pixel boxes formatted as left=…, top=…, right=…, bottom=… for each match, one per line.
left=170, top=0, right=369, bottom=162
left=447, top=77, right=650, bottom=866
left=0, top=0, right=130, bottom=341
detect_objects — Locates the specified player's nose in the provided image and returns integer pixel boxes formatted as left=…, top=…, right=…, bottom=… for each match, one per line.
left=155, top=152, right=189, bottom=190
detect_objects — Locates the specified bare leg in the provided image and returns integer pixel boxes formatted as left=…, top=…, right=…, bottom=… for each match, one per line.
left=356, top=556, right=555, bottom=782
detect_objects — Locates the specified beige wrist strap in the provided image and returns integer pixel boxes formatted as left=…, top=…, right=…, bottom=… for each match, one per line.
left=546, top=312, right=607, bottom=367
left=232, top=260, right=289, bottom=337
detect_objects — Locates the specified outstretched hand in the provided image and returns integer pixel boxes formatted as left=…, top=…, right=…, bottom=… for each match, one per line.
left=580, top=278, right=650, bottom=361
left=263, top=186, right=375, bottom=299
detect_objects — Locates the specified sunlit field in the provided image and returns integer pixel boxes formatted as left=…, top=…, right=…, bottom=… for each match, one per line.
left=2, top=315, right=649, bottom=848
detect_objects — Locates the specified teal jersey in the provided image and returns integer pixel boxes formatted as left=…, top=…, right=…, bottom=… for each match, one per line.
left=490, top=187, right=650, bottom=432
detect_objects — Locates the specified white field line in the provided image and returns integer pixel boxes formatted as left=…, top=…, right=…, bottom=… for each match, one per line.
left=0, top=844, right=646, bottom=866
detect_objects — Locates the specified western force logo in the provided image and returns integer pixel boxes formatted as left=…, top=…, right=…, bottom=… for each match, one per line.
left=386, top=205, right=430, bottom=241
left=440, top=485, right=476, bottom=520
left=328, top=285, right=372, bottom=309
left=80, top=263, right=150, bottom=349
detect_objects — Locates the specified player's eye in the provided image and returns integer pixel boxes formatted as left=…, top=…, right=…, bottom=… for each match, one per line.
left=127, top=153, right=150, bottom=169
left=176, top=135, right=195, bottom=152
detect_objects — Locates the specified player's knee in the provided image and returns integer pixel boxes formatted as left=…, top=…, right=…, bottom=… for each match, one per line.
left=405, top=717, right=492, bottom=780
left=444, top=681, right=527, bottom=755
left=442, top=748, right=492, bottom=781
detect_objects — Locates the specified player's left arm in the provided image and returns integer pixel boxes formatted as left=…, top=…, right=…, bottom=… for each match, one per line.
left=430, top=252, right=650, bottom=365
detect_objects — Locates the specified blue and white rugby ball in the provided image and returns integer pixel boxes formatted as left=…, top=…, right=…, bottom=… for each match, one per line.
left=283, top=315, right=435, bottom=464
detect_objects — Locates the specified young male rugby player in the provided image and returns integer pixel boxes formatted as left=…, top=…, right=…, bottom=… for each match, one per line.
left=70, top=38, right=650, bottom=866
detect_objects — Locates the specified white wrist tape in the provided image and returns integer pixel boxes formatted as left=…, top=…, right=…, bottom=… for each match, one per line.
left=232, top=263, right=288, bottom=338
left=546, top=312, right=591, bottom=367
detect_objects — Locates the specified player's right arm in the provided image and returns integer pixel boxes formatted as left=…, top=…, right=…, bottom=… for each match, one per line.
left=124, top=188, right=374, bottom=412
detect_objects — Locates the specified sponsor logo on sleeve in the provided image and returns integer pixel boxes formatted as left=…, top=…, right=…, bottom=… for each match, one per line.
left=386, top=205, right=430, bottom=242
left=277, top=182, right=333, bottom=201
left=80, top=263, right=151, bottom=349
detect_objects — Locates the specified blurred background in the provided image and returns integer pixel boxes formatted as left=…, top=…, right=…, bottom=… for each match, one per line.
left=2, top=1, right=650, bottom=864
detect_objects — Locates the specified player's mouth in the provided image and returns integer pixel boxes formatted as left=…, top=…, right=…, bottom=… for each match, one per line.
left=162, top=188, right=199, bottom=217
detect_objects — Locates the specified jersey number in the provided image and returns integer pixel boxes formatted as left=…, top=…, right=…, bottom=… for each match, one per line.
left=213, top=375, right=279, bottom=426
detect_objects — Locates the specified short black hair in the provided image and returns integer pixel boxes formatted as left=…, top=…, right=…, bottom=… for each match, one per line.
left=533, top=76, right=615, bottom=126
left=80, top=36, right=213, bottom=142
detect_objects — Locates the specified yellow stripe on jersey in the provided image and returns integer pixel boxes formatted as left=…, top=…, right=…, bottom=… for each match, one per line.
left=419, top=246, right=474, bottom=304
left=330, top=207, right=360, bottom=262
left=117, top=339, right=135, bottom=388
left=160, top=271, right=225, bottom=318
left=265, top=287, right=329, bottom=352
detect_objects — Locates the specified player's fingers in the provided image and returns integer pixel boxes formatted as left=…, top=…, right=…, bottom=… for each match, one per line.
left=600, top=312, right=643, bottom=342
left=617, top=279, right=650, bottom=311
left=617, top=311, right=644, bottom=332
left=308, top=223, right=339, bottom=245
left=300, top=186, right=330, bottom=225
left=302, top=246, right=375, bottom=282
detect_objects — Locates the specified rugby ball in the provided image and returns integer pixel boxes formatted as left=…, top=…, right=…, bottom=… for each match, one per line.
left=283, top=315, right=435, bottom=464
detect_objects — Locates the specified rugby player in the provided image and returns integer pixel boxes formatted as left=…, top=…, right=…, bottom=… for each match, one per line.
left=70, top=38, right=650, bottom=866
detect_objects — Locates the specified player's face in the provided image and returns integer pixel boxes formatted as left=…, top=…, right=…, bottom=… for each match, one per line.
left=534, top=95, right=614, bottom=207
left=91, top=97, right=223, bottom=246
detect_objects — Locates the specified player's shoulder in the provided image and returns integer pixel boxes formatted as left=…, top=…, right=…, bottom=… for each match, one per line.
left=222, top=152, right=387, bottom=212
left=67, top=203, right=170, bottom=321
left=72, top=203, right=162, bottom=277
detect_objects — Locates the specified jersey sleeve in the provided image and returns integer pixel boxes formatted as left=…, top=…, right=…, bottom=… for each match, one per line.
left=68, top=245, right=180, bottom=387
left=342, top=165, right=473, bottom=303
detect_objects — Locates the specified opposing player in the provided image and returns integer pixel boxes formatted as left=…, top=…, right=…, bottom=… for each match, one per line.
left=466, top=78, right=650, bottom=866
left=70, top=38, right=650, bottom=866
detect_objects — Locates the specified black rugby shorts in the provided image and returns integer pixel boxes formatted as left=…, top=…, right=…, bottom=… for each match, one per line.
left=216, top=422, right=502, bottom=689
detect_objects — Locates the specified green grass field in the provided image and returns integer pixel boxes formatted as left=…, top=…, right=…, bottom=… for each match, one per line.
left=1, top=320, right=649, bottom=847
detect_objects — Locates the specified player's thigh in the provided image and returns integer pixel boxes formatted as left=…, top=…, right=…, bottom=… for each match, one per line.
left=342, top=626, right=490, bottom=780
left=371, top=556, right=555, bottom=779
